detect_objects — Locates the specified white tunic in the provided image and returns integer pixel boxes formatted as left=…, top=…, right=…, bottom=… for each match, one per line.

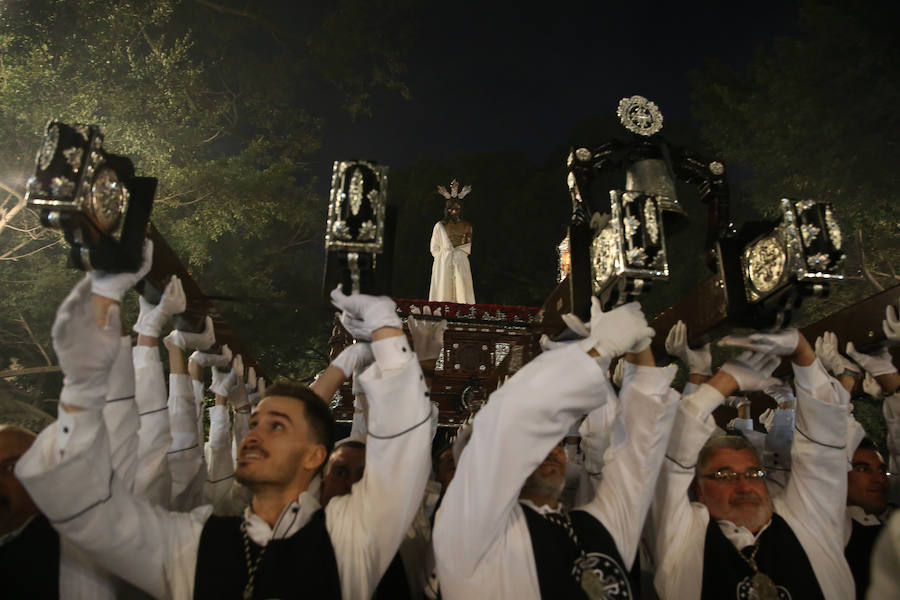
left=428, top=222, right=474, bottom=304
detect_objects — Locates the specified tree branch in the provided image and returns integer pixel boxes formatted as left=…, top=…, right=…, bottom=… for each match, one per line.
left=0, top=365, right=61, bottom=378
left=194, top=0, right=288, bottom=51
left=15, top=311, right=52, bottom=366
left=0, top=238, right=63, bottom=261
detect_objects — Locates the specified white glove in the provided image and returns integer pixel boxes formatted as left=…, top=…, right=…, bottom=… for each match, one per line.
left=846, top=341, right=897, bottom=377
left=408, top=314, right=448, bottom=361
left=863, top=372, right=883, bottom=398
left=814, top=331, right=859, bottom=376
left=226, top=355, right=249, bottom=408
left=762, top=380, right=796, bottom=408
left=562, top=298, right=655, bottom=360
left=665, top=320, right=712, bottom=375
left=330, top=286, right=402, bottom=341
left=133, top=275, right=186, bottom=337
left=210, top=354, right=242, bottom=398
left=52, top=276, right=122, bottom=409
left=720, top=351, right=781, bottom=392
left=611, top=358, right=626, bottom=388
left=90, top=239, right=153, bottom=301
left=256, top=377, right=266, bottom=401
left=165, top=315, right=215, bottom=351
left=332, top=343, right=375, bottom=378
left=884, top=301, right=900, bottom=341
left=759, top=408, right=776, bottom=432
left=246, top=368, right=262, bottom=405
left=718, top=328, right=799, bottom=356
left=452, top=415, right=475, bottom=465
left=189, top=344, right=232, bottom=368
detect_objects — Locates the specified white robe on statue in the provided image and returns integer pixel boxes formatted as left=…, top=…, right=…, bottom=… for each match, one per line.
left=429, top=222, right=474, bottom=304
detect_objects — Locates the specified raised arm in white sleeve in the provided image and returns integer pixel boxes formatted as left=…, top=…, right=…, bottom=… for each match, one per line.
left=774, top=357, right=854, bottom=600
left=102, top=335, right=140, bottom=489
left=167, top=370, right=206, bottom=510
left=325, top=332, right=433, bottom=600
left=132, top=344, right=172, bottom=506
left=434, top=343, right=610, bottom=579
left=577, top=360, right=679, bottom=569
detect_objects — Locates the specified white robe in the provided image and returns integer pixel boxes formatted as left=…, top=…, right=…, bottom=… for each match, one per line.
left=429, top=222, right=474, bottom=304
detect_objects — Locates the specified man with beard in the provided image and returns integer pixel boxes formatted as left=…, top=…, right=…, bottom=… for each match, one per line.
left=434, top=299, right=680, bottom=599
left=16, top=279, right=432, bottom=599
left=651, top=329, right=853, bottom=600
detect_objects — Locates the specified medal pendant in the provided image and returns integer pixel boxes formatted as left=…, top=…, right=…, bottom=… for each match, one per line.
left=751, top=572, right=778, bottom=600
left=580, top=569, right=607, bottom=600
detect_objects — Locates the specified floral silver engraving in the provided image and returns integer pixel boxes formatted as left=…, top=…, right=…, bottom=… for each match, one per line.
left=63, top=147, right=84, bottom=172
left=330, top=389, right=342, bottom=411
left=567, top=171, right=576, bottom=190
left=709, top=161, right=725, bottom=176
left=74, top=125, right=91, bottom=142
left=50, top=176, right=75, bottom=198
left=494, top=343, right=511, bottom=366
left=800, top=223, right=820, bottom=246
left=643, top=200, right=659, bottom=244
left=795, top=199, right=815, bottom=212
left=616, top=95, right=663, bottom=136
left=806, top=253, right=830, bottom=270
left=38, top=124, right=60, bottom=171
left=348, top=169, right=364, bottom=216
left=825, top=207, right=842, bottom=250
left=575, top=147, right=592, bottom=162
left=626, top=247, right=648, bottom=266
left=89, top=168, right=126, bottom=231
left=332, top=220, right=351, bottom=240
left=591, top=227, right=619, bottom=291
left=623, top=215, right=641, bottom=237
left=358, top=220, right=376, bottom=241
left=746, top=235, right=786, bottom=294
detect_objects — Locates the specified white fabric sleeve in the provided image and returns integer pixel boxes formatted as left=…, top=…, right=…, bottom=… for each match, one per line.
left=350, top=393, right=368, bottom=438
left=325, top=351, right=432, bottom=600
left=167, top=373, right=206, bottom=511
left=433, top=343, right=610, bottom=579
left=132, top=345, right=172, bottom=507
left=650, top=386, right=719, bottom=600
left=102, top=336, right=139, bottom=490
left=772, top=359, right=854, bottom=600
left=884, top=392, right=900, bottom=478
left=16, top=408, right=211, bottom=599
left=203, top=404, right=236, bottom=511
left=576, top=362, right=679, bottom=569
left=370, top=334, right=413, bottom=373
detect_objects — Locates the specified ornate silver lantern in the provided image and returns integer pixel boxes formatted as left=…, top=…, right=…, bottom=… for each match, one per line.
left=324, top=160, right=389, bottom=294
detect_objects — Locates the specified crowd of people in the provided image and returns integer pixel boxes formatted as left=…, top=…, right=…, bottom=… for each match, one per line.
left=1, top=239, right=899, bottom=599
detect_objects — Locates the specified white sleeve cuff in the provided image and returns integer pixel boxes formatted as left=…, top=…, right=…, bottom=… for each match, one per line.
left=682, top=383, right=725, bottom=423
left=622, top=362, right=678, bottom=397
left=371, top=335, right=413, bottom=373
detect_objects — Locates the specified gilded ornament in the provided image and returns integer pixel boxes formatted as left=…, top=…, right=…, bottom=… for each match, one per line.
left=38, top=124, right=60, bottom=171
left=50, top=176, right=75, bottom=198
left=800, top=223, right=820, bottom=246
left=643, top=201, right=659, bottom=244
left=825, top=207, right=842, bottom=249
left=747, top=235, right=786, bottom=294
left=616, top=95, right=663, bottom=136
left=348, top=169, right=364, bottom=216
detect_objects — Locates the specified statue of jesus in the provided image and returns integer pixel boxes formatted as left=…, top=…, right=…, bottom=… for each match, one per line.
left=429, top=179, right=475, bottom=304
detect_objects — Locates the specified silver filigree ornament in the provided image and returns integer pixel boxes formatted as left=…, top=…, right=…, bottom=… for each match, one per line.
left=330, top=389, right=342, bottom=411
left=89, top=168, right=126, bottom=232
left=73, top=125, right=91, bottom=142
left=709, top=161, right=725, bottom=176
left=332, top=220, right=351, bottom=240
left=358, top=220, right=376, bottom=241
left=623, top=215, right=641, bottom=237
left=795, top=199, right=816, bottom=212
left=50, top=176, right=75, bottom=198
left=617, top=95, right=663, bottom=136
left=825, top=207, right=842, bottom=250
left=806, top=253, right=831, bottom=270
left=643, top=201, right=659, bottom=244
left=591, top=227, right=619, bottom=290
left=626, top=247, right=648, bottom=266
left=575, top=147, right=592, bottom=162
left=63, top=147, right=84, bottom=172
left=348, top=169, right=364, bottom=216
left=747, top=235, right=787, bottom=294
left=800, top=223, right=820, bottom=246
left=38, top=124, right=60, bottom=171
left=567, top=171, right=577, bottom=190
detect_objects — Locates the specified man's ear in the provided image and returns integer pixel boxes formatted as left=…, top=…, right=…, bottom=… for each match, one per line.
left=304, top=444, right=328, bottom=472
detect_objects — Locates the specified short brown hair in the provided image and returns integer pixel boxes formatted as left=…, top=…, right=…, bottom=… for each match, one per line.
left=263, top=381, right=336, bottom=456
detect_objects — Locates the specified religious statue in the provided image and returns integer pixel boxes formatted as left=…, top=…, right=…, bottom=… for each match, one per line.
left=429, top=179, right=475, bottom=304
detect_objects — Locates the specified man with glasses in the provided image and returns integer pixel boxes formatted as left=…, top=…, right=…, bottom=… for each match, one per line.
left=651, top=329, right=854, bottom=600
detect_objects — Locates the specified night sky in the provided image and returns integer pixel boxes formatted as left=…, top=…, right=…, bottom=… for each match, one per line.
left=316, top=1, right=798, bottom=171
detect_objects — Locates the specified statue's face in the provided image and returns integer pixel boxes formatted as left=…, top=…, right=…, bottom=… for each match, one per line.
left=446, top=200, right=462, bottom=221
